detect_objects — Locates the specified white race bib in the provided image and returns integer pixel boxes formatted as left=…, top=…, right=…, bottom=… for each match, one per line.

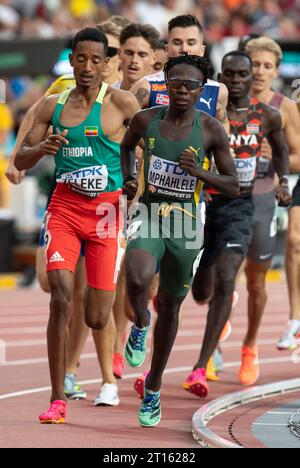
left=58, top=165, right=108, bottom=197
left=148, top=155, right=197, bottom=201
left=234, top=157, right=257, bottom=186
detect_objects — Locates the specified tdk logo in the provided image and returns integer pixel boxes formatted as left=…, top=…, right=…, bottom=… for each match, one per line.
left=161, top=161, right=188, bottom=176
left=234, top=158, right=256, bottom=170
left=63, top=166, right=106, bottom=180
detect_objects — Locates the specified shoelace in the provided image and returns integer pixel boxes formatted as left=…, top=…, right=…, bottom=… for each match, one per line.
left=142, top=395, right=160, bottom=413
left=131, top=326, right=147, bottom=351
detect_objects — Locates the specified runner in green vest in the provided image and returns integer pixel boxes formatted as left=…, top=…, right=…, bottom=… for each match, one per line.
left=121, top=54, right=239, bottom=427
left=15, top=27, right=140, bottom=424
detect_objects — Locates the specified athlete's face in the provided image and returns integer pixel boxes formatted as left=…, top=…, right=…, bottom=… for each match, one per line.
left=167, top=26, right=205, bottom=58
left=221, top=56, right=253, bottom=99
left=119, top=37, right=156, bottom=84
left=167, top=64, right=204, bottom=112
left=153, top=47, right=168, bottom=73
left=101, top=34, right=121, bottom=82
left=70, top=41, right=108, bottom=89
left=250, top=50, right=279, bottom=94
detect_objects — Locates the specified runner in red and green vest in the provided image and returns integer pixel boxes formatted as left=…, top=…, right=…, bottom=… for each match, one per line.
left=15, top=28, right=140, bottom=424
left=121, top=54, right=239, bottom=427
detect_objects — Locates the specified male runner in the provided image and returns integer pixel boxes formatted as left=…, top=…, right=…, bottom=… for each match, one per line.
left=242, top=37, right=300, bottom=377
left=15, top=27, right=140, bottom=423
left=121, top=54, right=239, bottom=427
left=183, top=51, right=291, bottom=398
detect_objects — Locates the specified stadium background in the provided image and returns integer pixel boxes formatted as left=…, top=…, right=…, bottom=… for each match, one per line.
left=0, top=0, right=299, bottom=286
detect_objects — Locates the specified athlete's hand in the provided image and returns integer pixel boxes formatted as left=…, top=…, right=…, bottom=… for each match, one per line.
left=38, top=129, right=69, bottom=156
left=5, top=159, right=26, bottom=185
left=179, top=149, right=201, bottom=177
left=123, top=179, right=138, bottom=200
left=276, top=183, right=292, bottom=207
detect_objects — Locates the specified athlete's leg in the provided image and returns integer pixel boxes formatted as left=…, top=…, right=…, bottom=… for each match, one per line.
left=145, top=288, right=185, bottom=392
left=36, top=246, right=50, bottom=293
left=193, top=251, right=244, bottom=370
left=192, top=263, right=215, bottom=304
left=113, top=259, right=128, bottom=355
left=244, top=258, right=272, bottom=347
left=85, top=288, right=116, bottom=330
left=93, top=313, right=117, bottom=384
left=286, top=206, right=300, bottom=321
left=125, top=249, right=157, bottom=328
left=66, top=255, right=89, bottom=375
left=47, top=270, right=74, bottom=402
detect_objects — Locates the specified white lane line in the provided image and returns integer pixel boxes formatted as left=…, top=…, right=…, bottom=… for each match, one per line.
left=267, top=412, right=295, bottom=415
left=253, top=423, right=287, bottom=427
left=0, top=357, right=297, bottom=401
left=0, top=340, right=6, bottom=364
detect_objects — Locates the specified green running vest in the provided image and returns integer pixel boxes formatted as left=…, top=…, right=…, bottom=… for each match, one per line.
left=141, top=106, right=211, bottom=217
left=52, top=83, right=122, bottom=197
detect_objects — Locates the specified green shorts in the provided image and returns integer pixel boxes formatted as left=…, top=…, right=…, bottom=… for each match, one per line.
left=126, top=203, right=204, bottom=297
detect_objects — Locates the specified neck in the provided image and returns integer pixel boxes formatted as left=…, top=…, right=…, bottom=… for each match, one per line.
left=120, top=75, right=135, bottom=91
left=73, top=83, right=103, bottom=103
left=228, top=95, right=250, bottom=110
left=250, top=87, right=274, bottom=104
left=166, top=105, right=195, bottom=125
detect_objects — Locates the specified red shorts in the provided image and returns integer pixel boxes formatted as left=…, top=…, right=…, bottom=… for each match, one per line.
left=45, top=184, right=124, bottom=291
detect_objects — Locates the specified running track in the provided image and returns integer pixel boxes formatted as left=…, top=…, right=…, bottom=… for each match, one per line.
left=0, top=282, right=299, bottom=448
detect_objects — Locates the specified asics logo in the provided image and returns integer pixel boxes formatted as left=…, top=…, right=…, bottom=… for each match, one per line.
left=200, top=97, right=212, bottom=110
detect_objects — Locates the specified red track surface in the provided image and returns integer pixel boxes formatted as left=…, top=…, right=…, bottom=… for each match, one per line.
left=0, top=282, right=298, bottom=448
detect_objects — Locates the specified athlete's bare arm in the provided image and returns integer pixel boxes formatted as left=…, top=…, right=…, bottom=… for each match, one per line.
left=121, top=108, right=157, bottom=199
left=215, top=82, right=229, bottom=132
left=130, top=78, right=151, bottom=109
left=5, top=98, right=44, bottom=184
left=281, top=98, right=300, bottom=172
left=179, top=114, right=239, bottom=197
left=111, top=88, right=141, bottom=126
left=264, top=106, right=291, bottom=206
left=15, top=96, right=68, bottom=171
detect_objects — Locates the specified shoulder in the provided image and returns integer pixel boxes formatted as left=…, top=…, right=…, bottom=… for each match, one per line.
left=280, top=96, right=300, bottom=121
left=130, top=107, right=160, bottom=132
left=108, top=86, right=139, bottom=110
left=200, top=111, right=223, bottom=132
left=261, top=101, right=282, bottom=126
left=38, top=94, right=60, bottom=122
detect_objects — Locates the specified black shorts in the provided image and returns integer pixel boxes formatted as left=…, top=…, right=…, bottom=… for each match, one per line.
left=200, top=194, right=255, bottom=269
left=247, top=191, right=277, bottom=263
left=291, top=177, right=300, bottom=208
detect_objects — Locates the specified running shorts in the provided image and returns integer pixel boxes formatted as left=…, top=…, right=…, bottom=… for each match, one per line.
left=200, top=194, right=255, bottom=268
left=45, top=184, right=123, bottom=291
left=247, top=191, right=277, bottom=263
left=126, top=203, right=204, bottom=297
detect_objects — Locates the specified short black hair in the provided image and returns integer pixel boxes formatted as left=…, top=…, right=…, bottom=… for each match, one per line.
left=164, top=55, right=213, bottom=86
left=168, top=15, right=204, bottom=35
left=72, top=28, right=108, bottom=55
left=238, top=33, right=261, bottom=52
left=222, top=51, right=253, bottom=70
left=120, top=23, right=160, bottom=50
left=157, top=39, right=167, bottom=50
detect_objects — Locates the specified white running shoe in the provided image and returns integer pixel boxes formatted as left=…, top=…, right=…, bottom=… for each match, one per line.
left=277, top=320, right=300, bottom=350
left=93, top=383, right=120, bottom=407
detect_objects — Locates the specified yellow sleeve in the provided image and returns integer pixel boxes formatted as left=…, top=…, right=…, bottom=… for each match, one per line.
left=0, top=104, right=13, bottom=132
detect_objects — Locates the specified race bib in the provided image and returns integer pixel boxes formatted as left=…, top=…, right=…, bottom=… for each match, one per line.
left=234, top=157, right=257, bottom=188
left=58, top=165, right=108, bottom=197
left=148, top=155, right=197, bottom=201
left=256, top=157, right=270, bottom=179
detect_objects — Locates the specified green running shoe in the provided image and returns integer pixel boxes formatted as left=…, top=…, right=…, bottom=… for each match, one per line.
left=64, top=374, right=87, bottom=400
left=138, top=389, right=161, bottom=427
left=125, top=323, right=149, bottom=368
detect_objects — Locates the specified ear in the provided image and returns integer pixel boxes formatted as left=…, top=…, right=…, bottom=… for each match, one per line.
left=201, top=45, right=206, bottom=57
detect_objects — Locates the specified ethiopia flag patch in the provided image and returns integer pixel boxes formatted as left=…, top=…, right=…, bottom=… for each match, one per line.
left=85, top=126, right=98, bottom=137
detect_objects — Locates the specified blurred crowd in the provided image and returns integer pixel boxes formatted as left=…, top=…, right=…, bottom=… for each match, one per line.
left=0, top=0, right=299, bottom=41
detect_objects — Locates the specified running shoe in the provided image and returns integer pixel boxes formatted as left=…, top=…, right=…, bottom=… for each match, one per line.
left=213, top=347, right=223, bottom=373
left=138, top=388, right=161, bottom=427
left=239, top=345, right=259, bottom=386
left=182, top=368, right=209, bottom=398
left=125, top=323, right=150, bottom=368
left=206, top=356, right=219, bottom=382
left=39, top=400, right=66, bottom=424
left=113, top=353, right=125, bottom=379
left=64, top=374, right=87, bottom=400
left=93, top=383, right=120, bottom=407
left=134, top=371, right=150, bottom=399
left=277, top=320, right=300, bottom=350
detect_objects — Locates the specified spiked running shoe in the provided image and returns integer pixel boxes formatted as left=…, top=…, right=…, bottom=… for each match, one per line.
left=138, top=389, right=161, bottom=427
left=239, top=345, right=260, bottom=386
left=39, top=400, right=66, bottom=424
left=213, top=347, right=223, bottom=373
left=113, top=353, right=125, bottom=379
left=206, top=356, right=219, bottom=382
left=134, top=371, right=150, bottom=399
left=125, top=323, right=150, bottom=368
left=277, top=320, right=300, bottom=350
left=182, top=368, right=209, bottom=398
left=64, top=374, right=87, bottom=400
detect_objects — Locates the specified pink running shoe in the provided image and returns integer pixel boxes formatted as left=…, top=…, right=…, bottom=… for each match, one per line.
left=182, top=368, right=209, bottom=398
left=39, top=400, right=66, bottom=424
left=134, top=371, right=149, bottom=399
left=113, top=352, right=125, bottom=379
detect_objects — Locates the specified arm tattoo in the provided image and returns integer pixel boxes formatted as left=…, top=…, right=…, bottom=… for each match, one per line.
left=135, top=88, right=150, bottom=108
